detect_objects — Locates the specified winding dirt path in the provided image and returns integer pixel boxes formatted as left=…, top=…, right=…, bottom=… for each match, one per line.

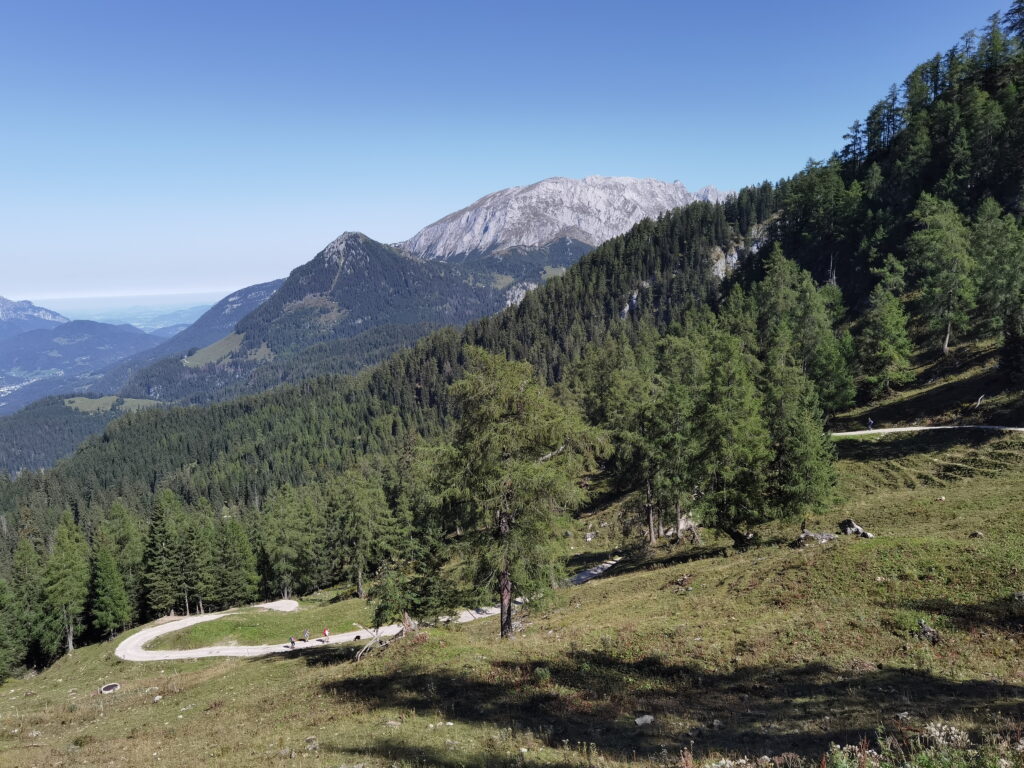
left=831, top=424, right=1024, bottom=437
left=116, top=558, right=621, bottom=662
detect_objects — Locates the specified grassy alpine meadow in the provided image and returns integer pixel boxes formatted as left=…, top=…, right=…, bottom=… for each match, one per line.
left=2, top=430, right=1024, bottom=767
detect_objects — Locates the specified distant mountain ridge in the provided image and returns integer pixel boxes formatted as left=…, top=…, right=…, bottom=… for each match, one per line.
left=0, top=174, right=721, bottom=467
left=0, top=296, right=68, bottom=340
left=400, top=176, right=726, bottom=263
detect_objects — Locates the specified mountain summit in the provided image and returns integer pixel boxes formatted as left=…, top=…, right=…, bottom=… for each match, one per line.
left=0, top=296, right=68, bottom=340
left=400, top=175, right=725, bottom=263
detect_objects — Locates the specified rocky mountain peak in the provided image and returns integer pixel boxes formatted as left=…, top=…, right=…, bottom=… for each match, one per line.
left=400, top=175, right=726, bottom=263
left=0, top=296, right=68, bottom=324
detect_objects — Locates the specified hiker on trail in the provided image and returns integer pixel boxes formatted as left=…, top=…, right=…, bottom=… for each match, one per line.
left=867, top=417, right=875, bottom=429
left=290, top=636, right=296, bottom=649
left=303, top=629, right=310, bottom=643
left=323, top=627, right=330, bottom=643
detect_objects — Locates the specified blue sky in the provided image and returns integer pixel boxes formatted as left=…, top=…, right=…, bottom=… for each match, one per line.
left=1, top=1, right=1000, bottom=300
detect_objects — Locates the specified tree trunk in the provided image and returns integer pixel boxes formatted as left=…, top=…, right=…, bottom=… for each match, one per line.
left=646, top=480, right=657, bottom=546
left=198, top=597, right=204, bottom=615
left=943, top=321, right=952, bottom=355
left=499, top=568, right=513, bottom=639
left=65, top=608, right=74, bottom=654
left=357, top=568, right=365, bottom=600
left=184, top=591, right=191, bottom=617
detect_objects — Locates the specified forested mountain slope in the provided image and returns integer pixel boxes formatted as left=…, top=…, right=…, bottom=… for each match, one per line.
left=1, top=8, right=1023, bottom=692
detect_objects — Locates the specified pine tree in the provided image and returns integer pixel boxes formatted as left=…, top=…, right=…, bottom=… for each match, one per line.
left=690, top=330, right=773, bottom=548
left=215, top=518, right=259, bottom=608
left=1006, top=1, right=1024, bottom=40
left=327, top=465, right=389, bottom=599
left=446, top=347, right=600, bottom=638
left=0, top=578, right=21, bottom=682
left=1003, top=302, right=1024, bottom=385
left=42, top=513, right=90, bottom=656
left=972, top=197, right=1024, bottom=334
left=143, top=490, right=184, bottom=618
left=760, top=330, right=837, bottom=523
left=651, top=330, right=709, bottom=541
left=907, top=193, right=976, bottom=354
left=857, top=284, right=916, bottom=399
left=89, top=533, right=132, bottom=638
left=99, top=502, right=145, bottom=621
left=9, top=536, right=44, bottom=668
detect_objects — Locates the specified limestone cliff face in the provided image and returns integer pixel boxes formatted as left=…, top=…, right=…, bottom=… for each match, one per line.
left=401, top=176, right=725, bottom=263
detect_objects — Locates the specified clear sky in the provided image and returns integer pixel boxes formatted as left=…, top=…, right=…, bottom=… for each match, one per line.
left=0, top=0, right=1001, bottom=301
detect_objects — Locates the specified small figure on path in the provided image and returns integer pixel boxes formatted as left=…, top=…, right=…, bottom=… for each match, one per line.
left=303, top=629, right=310, bottom=643
left=290, top=636, right=296, bottom=649
left=867, top=417, right=875, bottom=429
left=322, top=627, right=330, bottom=643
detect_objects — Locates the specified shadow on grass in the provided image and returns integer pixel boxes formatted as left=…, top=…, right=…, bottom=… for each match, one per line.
left=565, top=549, right=618, bottom=571
left=834, top=428, right=1000, bottom=463
left=829, top=364, right=1006, bottom=433
left=319, top=652, right=1024, bottom=761
left=257, top=642, right=361, bottom=667
left=907, top=597, right=1024, bottom=633
left=608, top=544, right=729, bottom=576
left=321, top=738, right=587, bottom=767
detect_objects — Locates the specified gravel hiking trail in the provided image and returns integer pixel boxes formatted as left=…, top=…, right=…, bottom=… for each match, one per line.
left=831, top=424, right=1023, bottom=436
left=116, top=559, right=621, bottom=662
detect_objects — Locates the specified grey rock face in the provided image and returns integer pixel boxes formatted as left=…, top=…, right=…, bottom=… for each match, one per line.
left=0, top=296, right=67, bottom=324
left=401, top=176, right=726, bottom=262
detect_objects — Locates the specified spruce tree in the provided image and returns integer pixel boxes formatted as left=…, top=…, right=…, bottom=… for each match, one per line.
left=215, top=518, right=259, bottom=608
left=142, top=490, right=184, bottom=618
left=89, top=533, right=132, bottom=638
left=99, top=502, right=145, bottom=621
left=907, top=193, right=976, bottom=354
left=10, top=536, right=44, bottom=668
left=327, top=465, right=389, bottom=599
left=42, top=513, right=90, bottom=656
left=857, top=284, right=915, bottom=399
left=690, top=330, right=773, bottom=548
left=445, top=347, right=600, bottom=638
left=0, top=578, right=21, bottom=682
left=761, top=330, right=837, bottom=522
left=972, top=197, right=1024, bottom=334
left=1003, top=302, right=1024, bottom=385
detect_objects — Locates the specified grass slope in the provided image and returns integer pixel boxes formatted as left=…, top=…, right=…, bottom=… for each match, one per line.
left=145, top=593, right=372, bottom=651
left=64, top=396, right=159, bottom=414
left=2, top=428, right=1024, bottom=766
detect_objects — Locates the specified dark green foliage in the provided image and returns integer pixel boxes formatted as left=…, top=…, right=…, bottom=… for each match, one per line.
left=142, top=490, right=183, bottom=618
left=907, top=194, right=976, bottom=354
left=89, top=533, right=132, bottom=638
left=0, top=578, right=20, bottom=682
left=328, top=464, right=391, bottom=600
left=857, top=285, right=915, bottom=399
left=0, top=397, right=126, bottom=473
left=42, top=513, right=90, bottom=656
left=214, top=517, right=259, bottom=608
left=443, top=348, right=600, bottom=637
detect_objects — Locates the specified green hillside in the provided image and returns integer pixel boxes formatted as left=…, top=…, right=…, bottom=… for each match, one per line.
left=2, top=427, right=1023, bottom=767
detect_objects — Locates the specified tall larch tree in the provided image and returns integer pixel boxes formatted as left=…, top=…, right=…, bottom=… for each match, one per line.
left=907, top=193, right=976, bottom=354
left=446, top=347, right=600, bottom=638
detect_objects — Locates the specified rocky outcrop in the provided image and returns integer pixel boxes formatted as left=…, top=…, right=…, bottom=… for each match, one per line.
left=401, top=176, right=726, bottom=262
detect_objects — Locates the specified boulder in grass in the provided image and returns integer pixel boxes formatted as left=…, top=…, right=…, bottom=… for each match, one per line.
left=792, top=530, right=838, bottom=548
left=839, top=518, right=875, bottom=538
